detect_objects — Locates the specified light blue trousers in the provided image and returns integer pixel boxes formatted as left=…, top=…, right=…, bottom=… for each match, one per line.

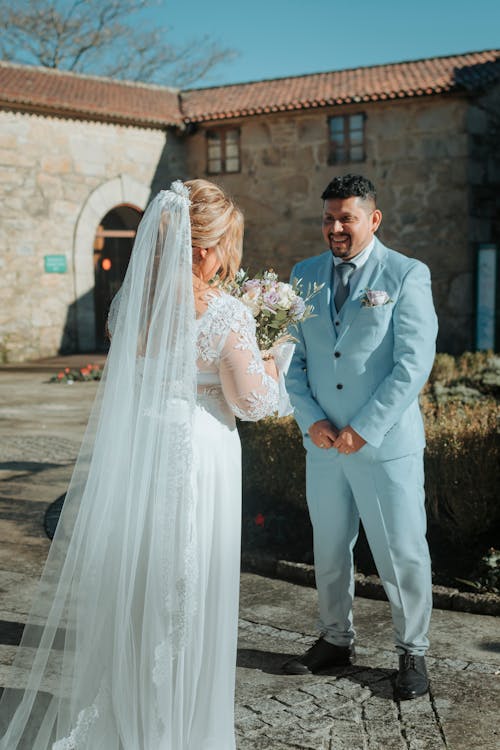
left=306, top=449, right=432, bottom=655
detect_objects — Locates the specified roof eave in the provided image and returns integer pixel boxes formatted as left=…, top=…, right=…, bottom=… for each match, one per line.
left=182, top=85, right=470, bottom=125
left=0, top=98, right=181, bottom=129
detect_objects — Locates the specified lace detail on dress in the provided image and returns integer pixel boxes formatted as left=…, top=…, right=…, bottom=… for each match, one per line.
left=196, top=293, right=279, bottom=421
left=152, top=407, right=198, bottom=697
left=52, top=686, right=107, bottom=750
left=229, top=374, right=278, bottom=421
left=152, top=640, right=171, bottom=687
left=196, top=293, right=252, bottom=362
left=196, top=294, right=231, bottom=362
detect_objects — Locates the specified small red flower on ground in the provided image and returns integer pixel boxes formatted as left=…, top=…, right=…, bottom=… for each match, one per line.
left=57, top=372, right=64, bottom=379
left=64, top=367, right=70, bottom=373
left=255, top=513, right=265, bottom=527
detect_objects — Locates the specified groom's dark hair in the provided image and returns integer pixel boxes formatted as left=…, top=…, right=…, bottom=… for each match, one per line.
left=321, top=174, right=376, bottom=207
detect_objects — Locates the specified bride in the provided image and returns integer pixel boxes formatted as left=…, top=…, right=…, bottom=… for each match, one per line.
left=0, top=179, right=280, bottom=749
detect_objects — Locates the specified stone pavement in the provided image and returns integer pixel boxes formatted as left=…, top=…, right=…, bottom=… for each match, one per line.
left=1, top=359, right=499, bottom=750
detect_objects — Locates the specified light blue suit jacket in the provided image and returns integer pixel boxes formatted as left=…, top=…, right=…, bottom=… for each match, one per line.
left=286, top=239, right=438, bottom=461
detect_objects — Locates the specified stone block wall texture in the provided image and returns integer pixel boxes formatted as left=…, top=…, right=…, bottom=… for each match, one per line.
left=1, top=87, right=499, bottom=361
left=0, top=110, right=185, bottom=362
left=184, top=95, right=487, bottom=353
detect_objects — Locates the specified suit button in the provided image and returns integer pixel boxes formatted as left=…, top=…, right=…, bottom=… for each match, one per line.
left=336, top=383, right=343, bottom=389
left=334, top=351, right=341, bottom=358
left=335, top=320, right=340, bottom=326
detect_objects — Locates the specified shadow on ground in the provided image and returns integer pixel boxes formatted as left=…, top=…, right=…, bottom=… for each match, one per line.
left=237, top=647, right=395, bottom=699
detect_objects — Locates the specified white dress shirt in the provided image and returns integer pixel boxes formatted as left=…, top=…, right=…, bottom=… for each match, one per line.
left=331, top=237, right=375, bottom=297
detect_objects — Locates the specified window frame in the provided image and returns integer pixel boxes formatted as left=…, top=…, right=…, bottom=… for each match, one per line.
left=205, top=127, right=241, bottom=175
left=327, top=113, right=366, bottom=165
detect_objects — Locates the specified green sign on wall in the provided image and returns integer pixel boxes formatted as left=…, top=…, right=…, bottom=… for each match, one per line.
left=44, top=255, right=67, bottom=274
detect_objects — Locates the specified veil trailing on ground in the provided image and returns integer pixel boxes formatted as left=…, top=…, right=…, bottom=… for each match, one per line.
left=0, top=182, right=199, bottom=749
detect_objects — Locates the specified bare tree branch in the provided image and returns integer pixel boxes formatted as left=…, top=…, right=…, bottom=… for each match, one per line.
left=0, top=0, right=235, bottom=86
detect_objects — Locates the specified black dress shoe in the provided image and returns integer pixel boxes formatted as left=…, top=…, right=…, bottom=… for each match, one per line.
left=282, top=637, right=355, bottom=675
left=395, top=652, right=429, bottom=700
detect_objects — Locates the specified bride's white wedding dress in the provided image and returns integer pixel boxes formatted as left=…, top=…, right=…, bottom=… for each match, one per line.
left=0, top=185, right=279, bottom=750
left=1, top=297, right=279, bottom=750
left=176, top=291, right=278, bottom=749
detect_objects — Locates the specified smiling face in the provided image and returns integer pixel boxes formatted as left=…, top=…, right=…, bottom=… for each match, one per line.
left=322, top=196, right=382, bottom=259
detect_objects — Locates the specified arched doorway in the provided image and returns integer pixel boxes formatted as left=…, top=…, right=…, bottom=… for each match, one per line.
left=93, top=204, right=142, bottom=350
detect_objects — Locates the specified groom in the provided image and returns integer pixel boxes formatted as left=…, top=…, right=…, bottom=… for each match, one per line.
left=284, top=174, right=438, bottom=700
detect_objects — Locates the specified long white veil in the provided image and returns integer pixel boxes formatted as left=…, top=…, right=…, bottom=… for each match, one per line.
left=0, top=182, right=199, bottom=749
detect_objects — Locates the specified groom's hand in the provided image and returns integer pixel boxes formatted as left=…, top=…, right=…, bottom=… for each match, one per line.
left=333, top=426, right=366, bottom=454
left=308, top=419, right=338, bottom=449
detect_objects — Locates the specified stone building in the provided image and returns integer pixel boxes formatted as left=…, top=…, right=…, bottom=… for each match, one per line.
left=0, top=49, right=499, bottom=361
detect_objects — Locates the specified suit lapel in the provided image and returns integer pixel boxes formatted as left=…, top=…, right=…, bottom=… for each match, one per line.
left=335, top=240, right=387, bottom=347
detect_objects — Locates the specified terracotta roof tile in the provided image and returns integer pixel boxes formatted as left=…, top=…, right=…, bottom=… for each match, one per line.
left=181, top=50, right=500, bottom=123
left=0, top=61, right=181, bottom=126
left=0, top=50, right=498, bottom=128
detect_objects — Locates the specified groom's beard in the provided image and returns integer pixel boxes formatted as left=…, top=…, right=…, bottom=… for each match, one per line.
left=329, top=233, right=353, bottom=258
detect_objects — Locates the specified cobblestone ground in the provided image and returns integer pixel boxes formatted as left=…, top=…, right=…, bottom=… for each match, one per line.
left=1, top=364, right=499, bottom=750
left=235, top=580, right=500, bottom=750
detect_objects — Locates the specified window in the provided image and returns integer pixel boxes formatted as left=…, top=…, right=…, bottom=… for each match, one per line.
left=328, top=114, right=365, bottom=164
left=206, top=128, right=241, bottom=174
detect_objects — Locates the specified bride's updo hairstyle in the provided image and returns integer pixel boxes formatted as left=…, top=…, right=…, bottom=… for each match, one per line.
left=185, top=178, right=243, bottom=282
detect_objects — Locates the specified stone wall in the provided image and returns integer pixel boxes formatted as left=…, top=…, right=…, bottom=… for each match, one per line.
left=466, top=81, right=500, bottom=350
left=0, top=110, right=185, bottom=362
left=184, top=96, right=472, bottom=352
left=1, top=88, right=498, bottom=361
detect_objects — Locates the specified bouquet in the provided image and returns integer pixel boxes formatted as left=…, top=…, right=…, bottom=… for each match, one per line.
left=224, top=269, right=323, bottom=352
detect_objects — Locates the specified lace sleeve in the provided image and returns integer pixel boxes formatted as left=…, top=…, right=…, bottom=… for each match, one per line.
left=219, top=305, right=279, bottom=421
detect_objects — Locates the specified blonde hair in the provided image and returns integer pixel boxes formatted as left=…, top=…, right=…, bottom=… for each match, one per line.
left=185, top=179, right=243, bottom=282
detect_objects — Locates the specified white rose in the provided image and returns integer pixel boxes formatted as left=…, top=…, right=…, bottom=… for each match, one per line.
left=241, top=287, right=262, bottom=315
left=276, top=282, right=295, bottom=308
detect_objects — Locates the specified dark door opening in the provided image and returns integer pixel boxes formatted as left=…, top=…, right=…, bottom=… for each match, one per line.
left=93, top=204, right=142, bottom=350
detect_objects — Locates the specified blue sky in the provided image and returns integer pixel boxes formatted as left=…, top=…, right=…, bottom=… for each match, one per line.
left=151, top=0, right=499, bottom=87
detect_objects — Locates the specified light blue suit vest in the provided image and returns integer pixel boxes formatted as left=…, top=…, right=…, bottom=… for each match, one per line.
left=286, top=239, right=438, bottom=461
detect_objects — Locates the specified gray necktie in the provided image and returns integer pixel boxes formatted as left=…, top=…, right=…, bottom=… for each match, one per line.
left=334, top=262, right=356, bottom=312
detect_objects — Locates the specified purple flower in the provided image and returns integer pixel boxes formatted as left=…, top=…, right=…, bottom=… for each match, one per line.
left=263, top=289, right=280, bottom=307
left=290, top=296, right=306, bottom=318
left=243, top=279, right=261, bottom=292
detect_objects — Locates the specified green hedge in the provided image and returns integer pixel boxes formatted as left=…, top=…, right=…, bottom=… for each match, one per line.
left=422, top=398, right=499, bottom=549
left=239, top=416, right=305, bottom=511
left=238, top=352, right=500, bottom=590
